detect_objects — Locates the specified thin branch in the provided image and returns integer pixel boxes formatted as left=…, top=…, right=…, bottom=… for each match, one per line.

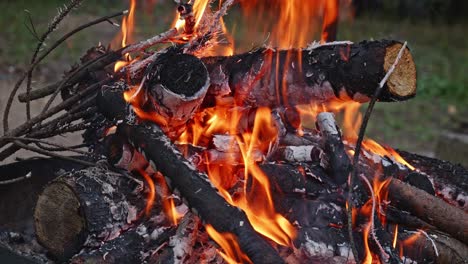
left=121, top=27, right=178, bottom=55
left=26, top=0, right=85, bottom=120
left=3, top=137, right=90, bottom=155
left=0, top=172, right=32, bottom=185
left=23, top=10, right=40, bottom=41
left=0, top=79, right=107, bottom=152
left=346, top=41, right=408, bottom=263
left=39, top=50, right=120, bottom=115
left=10, top=140, right=94, bottom=166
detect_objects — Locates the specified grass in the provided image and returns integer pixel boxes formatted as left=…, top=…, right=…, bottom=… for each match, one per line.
left=1, top=1, right=467, bottom=156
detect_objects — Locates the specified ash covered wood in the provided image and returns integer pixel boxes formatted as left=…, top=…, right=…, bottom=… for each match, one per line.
left=34, top=167, right=144, bottom=260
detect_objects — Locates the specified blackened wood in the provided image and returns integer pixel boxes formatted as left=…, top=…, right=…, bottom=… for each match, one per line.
left=70, top=229, right=146, bottom=264
left=316, top=112, right=351, bottom=185
left=119, top=122, right=284, bottom=264
left=145, top=52, right=210, bottom=127
left=69, top=225, right=176, bottom=264
left=34, top=167, right=144, bottom=260
left=398, top=230, right=468, bottom=264
left=398, top=150, right=468, bottom=210
left=202, top=40, right=416, bottom=108
left=388, top=178, right=468, bottom=245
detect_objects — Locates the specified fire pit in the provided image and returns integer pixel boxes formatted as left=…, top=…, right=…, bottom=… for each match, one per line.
left=1, top=1, right=467, bottom=263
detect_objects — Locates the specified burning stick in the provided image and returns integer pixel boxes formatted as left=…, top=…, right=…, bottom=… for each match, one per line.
left=118, top=122, right=284, bottom=263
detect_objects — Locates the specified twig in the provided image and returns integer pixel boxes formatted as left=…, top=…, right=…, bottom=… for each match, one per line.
left=0, top=79, right=107, bottom=152
left=39, top=50, right=119, bottom=116
left=346, top=41, right=408, bottom=262
left=25, top=0, right=85, bottom=120
left=3, top=137, right=90, bottom=155
left=10, top=140, right=94, bottom=166
left=121, top=28, right=178, bottom=54
left=359, top=174, right=390, bottom=262
left=3, top=0, right=84, bottom=133
left=0, top=172, right=32, bottom=185
left=20, top=10, right=127, bottom=103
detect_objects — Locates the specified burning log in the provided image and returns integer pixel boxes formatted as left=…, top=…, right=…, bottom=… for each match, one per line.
left=143, top=51, right=210, bottom=128
left=201, top=40, right=417, bottom=108
left=118, top=122, right=284, bottom=263
left=34, top=167, right=144, bottom=260
left=387, top=178, right=468, bottom=245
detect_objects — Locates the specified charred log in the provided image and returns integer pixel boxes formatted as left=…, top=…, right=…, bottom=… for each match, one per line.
left=144, top=52, right=210, bottom=127
left=397, top=150, right=468, bottom=210
left=118, top=122, right=284, bottom=264
left=202, top=40, right=416, bottom=108
left=33, top=167, right=144, bottom=260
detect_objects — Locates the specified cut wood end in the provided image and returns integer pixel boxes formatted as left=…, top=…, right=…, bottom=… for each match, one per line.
left=384, top=43, right=417, bottom=98
left=34, top=182, right=86, bottom=259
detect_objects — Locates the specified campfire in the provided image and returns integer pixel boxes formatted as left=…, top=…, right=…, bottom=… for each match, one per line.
left=1, top=1, right=467, bottom=263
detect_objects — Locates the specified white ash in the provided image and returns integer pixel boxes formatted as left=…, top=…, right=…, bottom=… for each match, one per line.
left=150, top=227, right=169, bottom=240
left=284, top=145, right=315, bottom=162
left=212, top=134, right=239, bottom=152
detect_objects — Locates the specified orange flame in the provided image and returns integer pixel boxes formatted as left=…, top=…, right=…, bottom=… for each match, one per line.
left=154, top=172, right=183, bottom=225
left=392, top=225, right=398, bottom=249
left=138, top=169, right=156, bottom=216
left=200, top=107, right=296, bottom=246
left=114, top=0, right=136, bottom=72
left=205, top=224, right=252, bottom=264
left=240, top=0, right=324, bottom=48
left=321, top=0, right=339, bottom=43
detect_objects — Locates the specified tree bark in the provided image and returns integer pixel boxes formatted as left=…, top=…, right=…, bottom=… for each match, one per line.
left=387, top=178, right=468, bottom=245
left=201, top=40, right=416, bottom=108
left=119, top=122, right=284, bottom=264
left=34, top=167, right=144, bottom=260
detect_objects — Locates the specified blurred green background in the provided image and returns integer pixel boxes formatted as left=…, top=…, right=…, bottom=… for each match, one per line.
left=0, top=0, right=467, bottom=161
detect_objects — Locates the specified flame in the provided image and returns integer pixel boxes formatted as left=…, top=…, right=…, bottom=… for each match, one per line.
left=175, top=106, right=296, bottom=245
left=138, top=169, right=156, bottom=216
left=321, top=0, right=339, bottom=43
left=240, top=0, right=323, bottom=48
left=205, top=224, right=252, bottom=264
left=200, top=107, right=296, bottom=246
left=154, top=172, right=183, bottom=225
left=114, top=0, right=136, bottom=72
left=362, top=223, right=373, bottom=264
left=392, top=225, right=398, bottom=249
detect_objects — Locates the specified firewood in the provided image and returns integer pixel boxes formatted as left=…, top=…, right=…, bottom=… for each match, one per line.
left=201, top=40, right=416, bottom=108
left=144, top=52, right=210, bottom=128
left=118, top=122, right=285, bottom=264
left=387, top=178, right=468, bottom=245
left=70, top=224, right=176, bottom=264
left=34, top=167, right=144, bottom=260
left=316, top=112, right=351, bottom=185
left=397, top=150, right=468, bottom=210
left=398, top=229, right=468, bottom=264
